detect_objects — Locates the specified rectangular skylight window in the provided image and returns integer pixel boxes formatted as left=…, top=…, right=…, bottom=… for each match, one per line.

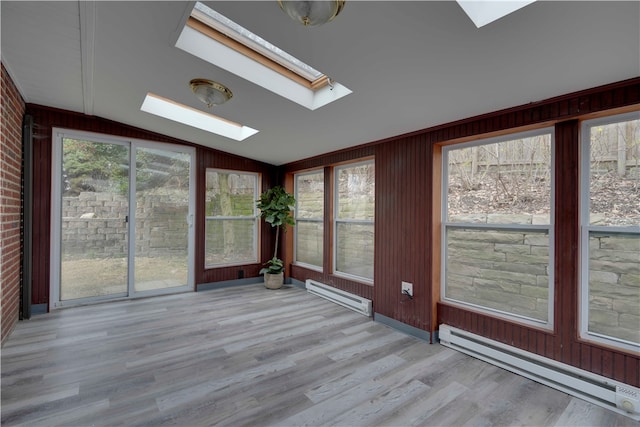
left=140, top=93, right=258, bottom=142
left=457, top=0, right=537, bottom=28
left=176, top=2, right=351, bottom=110
left=191, top=2, right=324, bottom=84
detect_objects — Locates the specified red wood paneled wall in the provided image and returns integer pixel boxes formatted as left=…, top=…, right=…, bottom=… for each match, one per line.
left=26, top=105, right=277, bottom=306
left=282, top=77, right=640, bottom=386
left=196, top=147, right=277, bottom=284
left=1, top=64, right=26, bottom=345
left=374, top=136, right=431, bottom=330
left=23, top=76, right=640, bottom=386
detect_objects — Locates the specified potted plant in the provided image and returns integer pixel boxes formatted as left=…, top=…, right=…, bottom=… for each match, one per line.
left=256, top=185, right=295, bottom=289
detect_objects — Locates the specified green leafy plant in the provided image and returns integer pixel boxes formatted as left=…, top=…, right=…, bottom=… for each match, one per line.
left=256, top=185, right=295, bottom=275
left=260, top=257, right=284, bottom=275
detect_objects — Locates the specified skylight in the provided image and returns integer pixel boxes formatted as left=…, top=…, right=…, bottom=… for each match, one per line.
left=457, top=0, right=537, bottom=28
left=141, top=93, right=258, bottom=142
left=175, top=2, right=351, bottom=110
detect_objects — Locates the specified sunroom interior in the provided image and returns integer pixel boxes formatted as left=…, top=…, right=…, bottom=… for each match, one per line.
left=1, top=1, right=639, bottom=424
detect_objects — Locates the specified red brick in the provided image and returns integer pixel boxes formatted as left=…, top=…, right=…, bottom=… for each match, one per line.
left=1, top=62, right=25, bottom=345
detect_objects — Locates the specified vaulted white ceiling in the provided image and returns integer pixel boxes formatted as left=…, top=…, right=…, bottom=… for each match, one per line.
left=2, top=1, right=639, bottom=165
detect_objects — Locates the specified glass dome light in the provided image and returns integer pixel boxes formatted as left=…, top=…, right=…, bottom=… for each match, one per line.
left=190, top=78, right=233, bottom=108
left=277, top=0, right=346, bottom=27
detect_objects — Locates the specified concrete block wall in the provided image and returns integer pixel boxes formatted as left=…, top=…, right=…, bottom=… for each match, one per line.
left=446, top=227, right=551, bottom=322
left=62, top=192, right=188, bottom=258
left=588, top=233, right=640, bottom=343
left=446, top=218, right=639, bottom=340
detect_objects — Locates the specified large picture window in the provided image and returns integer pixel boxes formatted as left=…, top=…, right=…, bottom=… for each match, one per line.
left=334, top=161, right=375, bottom=281
left=294, top=170, right=324, bottom=269
left=205, top=169, right=259, bottom=267
left=580, top=113, right=640, bottom=352
left=442, top=129, right=554, bottom=326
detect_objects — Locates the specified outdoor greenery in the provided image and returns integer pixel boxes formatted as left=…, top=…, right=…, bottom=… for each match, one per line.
left=62, top=139, right=190, bottom=196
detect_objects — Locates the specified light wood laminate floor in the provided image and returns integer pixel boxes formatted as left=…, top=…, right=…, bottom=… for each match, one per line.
left=1, top=284, right=635, bottom=426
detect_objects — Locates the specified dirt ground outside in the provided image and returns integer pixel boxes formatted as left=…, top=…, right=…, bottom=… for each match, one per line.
left=60, top=256, right=188, bottom=300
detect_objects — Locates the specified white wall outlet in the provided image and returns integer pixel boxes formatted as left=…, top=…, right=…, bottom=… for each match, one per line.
left=401, top=281, right=413, bottom=297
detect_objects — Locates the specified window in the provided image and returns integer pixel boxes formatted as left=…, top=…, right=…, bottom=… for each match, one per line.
left=580, top=113, right=640, bottom=352
left=141, top=93, right=258, bottom=141
left=442, top=129, right=554, bottom=326
left=205, top=169, right=258, bottom=267
left=334, top=161, right=375, bottom=281
left=294, top=170, right=324, bottom=269
left=176, top=2, right=351, bottom=111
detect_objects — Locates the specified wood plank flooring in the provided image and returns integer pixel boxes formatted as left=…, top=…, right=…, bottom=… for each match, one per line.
left=1, top=284, right=635, bottom=426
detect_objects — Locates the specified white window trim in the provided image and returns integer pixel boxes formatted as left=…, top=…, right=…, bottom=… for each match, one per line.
left=293, top=170, right=324, bottom=272
left=441, top=128, right=555, bottom=329
left=333, top=160, right=375, bottom=284
left=204, top=168, right=259, bottom=268
left=579, top=112, right=640, bottom=353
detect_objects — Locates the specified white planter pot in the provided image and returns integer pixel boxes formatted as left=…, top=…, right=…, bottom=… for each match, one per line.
left=264, top=272, right=284, bottom=289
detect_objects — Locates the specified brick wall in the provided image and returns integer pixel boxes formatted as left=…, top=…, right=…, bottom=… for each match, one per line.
left=1, top=63, right=25, bottom=345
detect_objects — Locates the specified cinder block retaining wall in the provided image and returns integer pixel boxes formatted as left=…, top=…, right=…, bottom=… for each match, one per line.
left=64, top=194, right=637, bottom=341
left=62, top=192, right=187, bottom=259
left=446, top=215, right=639, bottom=342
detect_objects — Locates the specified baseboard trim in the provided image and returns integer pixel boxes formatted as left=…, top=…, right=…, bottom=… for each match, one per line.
left=31, top=304, right=48, bottom=315
left=374, top=313, right=432, bottom=342
left=197, top=278, right=262, bottom=291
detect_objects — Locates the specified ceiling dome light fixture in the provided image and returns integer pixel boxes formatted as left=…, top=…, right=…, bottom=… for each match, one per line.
left=190, top=78, right=233, bottom=108
left=277, top=0, right=346, bottom=26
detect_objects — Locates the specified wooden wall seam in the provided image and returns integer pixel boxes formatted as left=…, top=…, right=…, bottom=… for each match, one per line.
left=283, top=78, right=640, bottom=387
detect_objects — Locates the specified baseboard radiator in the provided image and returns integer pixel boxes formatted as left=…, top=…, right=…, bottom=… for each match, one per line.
left=305, top=279, right=372, bottom=317
left=439, top=324, right=640, bottom=420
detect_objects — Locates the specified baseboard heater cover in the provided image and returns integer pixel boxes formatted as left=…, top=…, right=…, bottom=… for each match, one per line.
left=439, top=324, right=639, bottom=420
left=305, top=279, right=372, bottom=317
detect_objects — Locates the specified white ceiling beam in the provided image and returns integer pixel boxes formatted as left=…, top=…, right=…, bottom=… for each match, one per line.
left=79, top=1, right=96, bottom=115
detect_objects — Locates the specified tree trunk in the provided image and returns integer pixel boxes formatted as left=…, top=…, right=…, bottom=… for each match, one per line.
left=219, top=174, right=234, bottom=257
left=273, top=224, right=280, bottom=259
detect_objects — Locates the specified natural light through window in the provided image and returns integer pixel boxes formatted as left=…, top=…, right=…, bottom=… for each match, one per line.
left=176, top=2, right=351, bottom=110
left=580, top=113, right=640, bottom=353
left=294, top=170, right=324, bottom=269
left=334, top=161, right=375, bottom=282
left=457, top=0, right=537, bottom=28
left=140, top=93, right=258, bottom=142
left=442, top=129, right=554, bottom=327
left=205, top=169, right=259, bottom=267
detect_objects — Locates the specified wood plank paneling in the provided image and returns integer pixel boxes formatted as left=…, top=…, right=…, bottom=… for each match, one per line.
left=27, top=78, right=640, bottom=388
left=27, top=105, right=277, bottom=306
left=555, top=119, right=580, bottom=365
left=290, top=265, right=374, bottom=302
left=196, top=147, right=276, bottom=286
left=283, top=78, right=640, bottom=387
left=374, top=136, right=430, bottom=331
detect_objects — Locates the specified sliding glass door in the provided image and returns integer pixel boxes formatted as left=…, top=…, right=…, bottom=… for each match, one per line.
left=51, top=130, right=195, bottom=307
left=59, top=138, right=130, bottom=301
left=133, top=146, right=192, bottom=293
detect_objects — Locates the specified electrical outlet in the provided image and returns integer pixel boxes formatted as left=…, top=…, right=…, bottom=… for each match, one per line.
left=401, top=281, right=413, bottom=297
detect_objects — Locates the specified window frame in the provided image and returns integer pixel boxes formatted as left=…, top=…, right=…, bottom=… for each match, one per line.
left=579, top=112, right=640, bottom=353
left=441, top=127, right=556, bottom=329
left=333, top=160, right=375, bottom=283
left=204, top=168, right=260, bottom=268
left=293, top=169, right=324, bottom=271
